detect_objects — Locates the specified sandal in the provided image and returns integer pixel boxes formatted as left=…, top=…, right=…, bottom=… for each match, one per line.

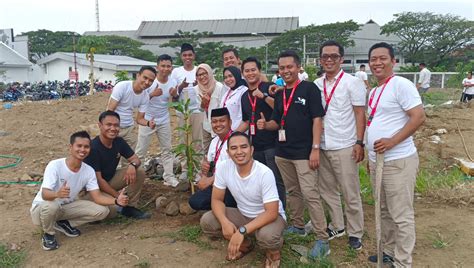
left=265, top=251, right=281, bottom=268
left=225, top=238, right=254, bottom=261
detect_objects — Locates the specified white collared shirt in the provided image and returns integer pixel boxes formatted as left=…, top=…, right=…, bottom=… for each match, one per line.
left=418, top=68, right=431, bottom=88
left=314, top=70, right=366, bottom=150
left=220, top=84, right=248, bottom=131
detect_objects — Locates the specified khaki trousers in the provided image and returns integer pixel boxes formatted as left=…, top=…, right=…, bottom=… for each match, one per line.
left=135, top=123, right=175, bottom=181
left=200, top=207, right=287, bottom=250
left=30, top=200, right=109, bottom=235
left=369, top=153, right=419, bottom=268
left=202, top=129, right=213, bottom=155
left=119, top=125, right=137, bottom=167
left=178, top=112, right=204, bottom=173
left=275, top=156, right=329, bottom=240
left=319, top=147, right=364, bottom=238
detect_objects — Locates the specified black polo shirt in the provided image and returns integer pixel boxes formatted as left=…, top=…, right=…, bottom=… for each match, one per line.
left=84, top=136, right=134, bottom=181
left=241, top=82, right=277, bottom=151
left=271, top=80, right=325, bottom=160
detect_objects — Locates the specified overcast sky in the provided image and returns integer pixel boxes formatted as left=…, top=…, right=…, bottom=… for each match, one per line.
left=1, top=0, right=472, bottom=35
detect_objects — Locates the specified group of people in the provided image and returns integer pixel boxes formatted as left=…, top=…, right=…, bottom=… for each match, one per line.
left=31, top=41, right=426, bottom=268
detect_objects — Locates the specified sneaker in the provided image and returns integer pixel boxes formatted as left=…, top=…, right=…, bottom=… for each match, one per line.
left=348, top=236, right=362, bottom=250
left=284, top=226, right=307, bottom=236
left=42, top=233, right=59, bottom=251
left=368, top=252, right=394, bottom=264
left=164, top=177, right=180, bottom=187
left=54, top=220, right=81, bottom=237
left=309, top=240, right=330, bottom=259
left=327, top=227, right=345, bottom=240
left=178, top=172, right=188, bottom=181
left=121, top=206, right=152, bottom=219
left=304, top=220, right=314, bottom=234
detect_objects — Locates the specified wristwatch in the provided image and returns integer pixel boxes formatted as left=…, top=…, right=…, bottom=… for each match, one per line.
left=239, top=226, right=247, bottom=235
left=312, top=144, right=320, bottom=150
left=129, top=162, right=139, bottom=169
left=355, top=140, right=365, bottom=148
left=262, top=92, right=269, bottom=100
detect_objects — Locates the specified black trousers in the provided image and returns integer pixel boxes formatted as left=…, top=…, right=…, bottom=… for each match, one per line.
left=188, top=186, right=237, bottom=211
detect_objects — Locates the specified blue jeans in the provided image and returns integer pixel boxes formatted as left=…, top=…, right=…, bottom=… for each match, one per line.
left=253, top=148, right=287, bottom=209
left=188, top=186, right=237, bottom=211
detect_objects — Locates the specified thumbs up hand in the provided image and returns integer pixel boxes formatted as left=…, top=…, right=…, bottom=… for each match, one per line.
left=257, top=112, right=266, bottom=130
left=148, top=118, right=156, bottom=129
left=56, top=180, right=70, bottom=198
left=116, top=188, right=129, bottom=207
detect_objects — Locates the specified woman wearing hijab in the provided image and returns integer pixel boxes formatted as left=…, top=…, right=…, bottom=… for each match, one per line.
left=220, top=66, right=248, bottom=131
left=195, top=63, right=227, bottom=152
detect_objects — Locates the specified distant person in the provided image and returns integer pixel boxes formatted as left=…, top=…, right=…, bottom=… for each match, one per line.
left=106, top=66, right=155, bottom=154
left=84, top=111, right=150, bottom=220
left=195, top=63, right=227, bottom=153
left=298, top=67, right=309, bottom=81
left=31, top=131, right=128, bottom=251
left=221, top=66, right=248, bottom=131
left=135, top=54, right=180, bottom=187
left=171, top=43, right=204, bottom=181
left=416, top=63, right=431, bottom=103
left=354, top=64, right=370, bottom=90
left=200, top=132, right=286, bottom=267
left=366, top=42, right=425, bottom=267
left=271, top=70, right=281, bottom=83
left=461, top=71, right=474, bottom=102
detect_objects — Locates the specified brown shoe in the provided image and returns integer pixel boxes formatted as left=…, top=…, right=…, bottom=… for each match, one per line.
left=265, top=250, right=281, bottom=268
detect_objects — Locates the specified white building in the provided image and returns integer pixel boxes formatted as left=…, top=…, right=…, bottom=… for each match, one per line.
left=0, top=41, right=33, bottom=83
left=36, top=53, right=156, bottom=82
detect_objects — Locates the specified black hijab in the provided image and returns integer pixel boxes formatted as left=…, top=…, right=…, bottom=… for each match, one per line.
left=223, top=66, right=246, bottom=90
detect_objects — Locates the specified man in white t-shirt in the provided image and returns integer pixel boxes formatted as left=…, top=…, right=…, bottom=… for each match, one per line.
left=171, top=43, right=204, bottom=180
left=188, top=108, right=237, bottom=211
left=461, top=71, right=474, bottom=102
left=366, top=42, right=425, bottom=267
left=416, top=63, right=431, bottom=104
left=354, top=64, right=370, bottom=90
left=314, top=40, right=366, bottom=250
left=298, top=67, right=309, bottom=81
left=107, top=66, right=156, bottom=152
left=200, top=132, right=286, bottom=267
left=30, top=131, right=128, bottom=251
left=135, top=54, right=180, bottom=187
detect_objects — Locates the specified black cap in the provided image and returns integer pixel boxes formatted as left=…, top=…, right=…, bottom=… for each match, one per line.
left=210, top=107, right=229, bottom=118
left=181, top=43, right=194, bottom=54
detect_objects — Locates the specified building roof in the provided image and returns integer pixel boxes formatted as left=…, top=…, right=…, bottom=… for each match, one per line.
left=136, top=17, right=299, bottom=37
left=83, top=30, right=138, bottom=39
left=37, top=52, right=154, bottom=66
left=346, top=21, right=402, bottom=55
left=0, top=41, right=32, bottom=67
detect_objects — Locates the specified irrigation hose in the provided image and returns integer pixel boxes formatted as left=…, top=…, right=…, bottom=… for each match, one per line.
left=0, top=154, right=22, bottom=169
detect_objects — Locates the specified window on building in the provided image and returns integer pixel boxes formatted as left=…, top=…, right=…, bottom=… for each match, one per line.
left=356, top=59, right=369, bottom=64
left=99, top=67, right=103, bottom=72
left=343, top=59, right=352, bottom=64
left=69, top=67, right=72, bottom=72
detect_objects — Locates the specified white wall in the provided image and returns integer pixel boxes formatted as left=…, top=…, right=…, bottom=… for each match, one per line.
left=0, top=67, right=29, bottom=83
left=42, top=59, right=117, bottom=82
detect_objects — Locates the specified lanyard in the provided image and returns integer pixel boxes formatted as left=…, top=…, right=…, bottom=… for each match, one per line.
left=281, top=80, right=300, bottom=128
left=248, top=93, right=258, bottom=123
left=367, top=75, right=394, bottom=127
left=323, top=71, right=344, bottom=112
left=214, top=130, right=232, bottom=162
left=222, top=89, right=233, bottom=107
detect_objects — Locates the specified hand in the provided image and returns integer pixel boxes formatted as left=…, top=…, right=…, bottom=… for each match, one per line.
left=178, top=78, right=188, bottom=91
left=352, top=144, right=365, bottom=163
left=201, top=160, right=210, bottom=175
left=252, top=88, right=264, bottom=99
left=221, top=220, right=237, bottom=240
left=200, top=94, right=210, bottom=109
left=124, top=164, right=137, bottom=185
left=196, top=176, right=213, bottom=191
left=373, top=138, right=396, bottom=154
left=192, top=80, right=198, bottom=87
left=116, top=188, right=129, bottom=207
left=269, top=85, right=283, bottom=96
left=148, top=118, right=156, bottom=129
left=309, top=149, right=320, bottom=170
left=150, top=87, right=163, bottom=98
left=227, top=232, right=245, bottom=260
left=169, top=87, right=178, bottom=97
left=56, top=181, right=70, bottom=198
left=256, top=112, right=266, bottom=130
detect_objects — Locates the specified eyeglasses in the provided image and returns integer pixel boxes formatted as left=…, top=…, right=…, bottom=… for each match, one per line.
left=321, top=54, right=341, bottom=61
left=197, top=72, right=208, bottom=78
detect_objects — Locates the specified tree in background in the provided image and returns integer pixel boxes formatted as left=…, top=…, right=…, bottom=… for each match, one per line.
left=21, top=29, right=78, bottom=62
left=78, top=36, right=106, bottom=94
left=382, top=12, right=474, bottom=68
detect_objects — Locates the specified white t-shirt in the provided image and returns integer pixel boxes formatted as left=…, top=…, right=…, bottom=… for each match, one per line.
left=220, top=85, right=247, bottom=131
left=367, top=76, right=422, bottom=162
left=207, top=135, right=230, bottom=163
left=462, top=77, right=474, bottom=94
left=315, top=70, right=366, bottom=150
left=354, top=71, right=368, bottom=82
left=214, top=159, right=286, bottom=220
left=418, top=68, right=431, bottom=88
left=196, top=82, right=227, bottom=135
left=110, top=81, right=149, bottom=128
left=298, top=72, right=309, bottom=81
left=32, top=158, right=99, bottom=208
left=144, top=78, right=177, bottom=125
left=171, top=66, right=200, bottom=113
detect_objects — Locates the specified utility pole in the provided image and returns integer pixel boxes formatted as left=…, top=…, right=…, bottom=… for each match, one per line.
left=95, top=0, right=100, bottom=32
left=251, top=33, right=269, bottom=75
left=73, top=35, right=79, bottom=96
left=303, top=35, right=306, bottom=67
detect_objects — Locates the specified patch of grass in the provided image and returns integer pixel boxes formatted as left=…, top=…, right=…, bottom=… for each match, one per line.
left=0, top=244, right=26, bottom=268
left=343, top=245, right=358, bottom=262
left=416, top=167, right=465, bottom=194
left=359, top=164, right=374, bottom=205
left=102, top=215, right=135, bottom=226
left=428, top=231, right=453, bottom=249
left=422, top=91, right=458, bottom=105
left=165, top=225, right=213, bottom=250
left=134, top=260, right=150, bottom=268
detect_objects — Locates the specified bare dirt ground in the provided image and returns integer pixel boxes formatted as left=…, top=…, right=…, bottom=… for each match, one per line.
left=0, top=92, right=473, bottom=267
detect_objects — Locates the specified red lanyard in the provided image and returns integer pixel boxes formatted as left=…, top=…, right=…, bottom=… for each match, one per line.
left=222, top=89, right=233, bottom=107
left=248, top=93, right=257, bottom=123
left=367, top=75, right=394, bottom=127
left=214, top=130, right=232, bottom=162
left=281, top=80, right=300, bottom=128
left=323, top=71, right=344, bottom=112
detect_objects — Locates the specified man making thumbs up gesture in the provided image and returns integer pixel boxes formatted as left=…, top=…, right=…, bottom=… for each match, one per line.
left=31, top=131, right=129, bottom=251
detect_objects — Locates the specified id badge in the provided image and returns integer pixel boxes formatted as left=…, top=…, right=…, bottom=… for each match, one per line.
left=249, top=123, right=256, bottom=135
left=278, top=129, right=286, bottom=142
